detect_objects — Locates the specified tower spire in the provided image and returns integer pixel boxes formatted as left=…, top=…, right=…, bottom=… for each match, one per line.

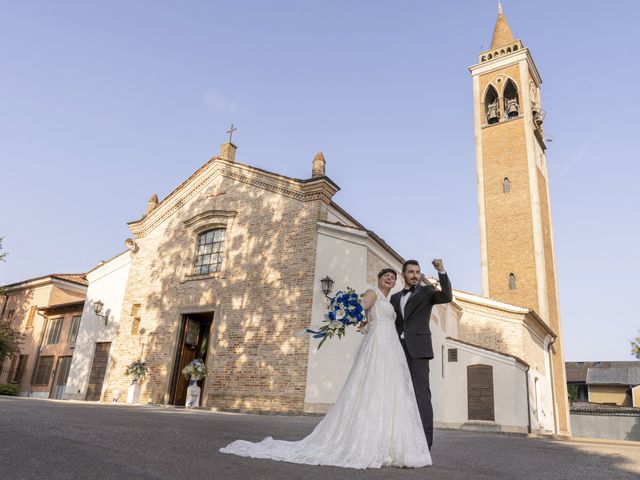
left=491, top=2, right=515, bottom=48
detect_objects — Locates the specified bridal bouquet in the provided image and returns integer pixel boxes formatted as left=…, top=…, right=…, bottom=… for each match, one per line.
left=306, top=287, right=365, bottom=349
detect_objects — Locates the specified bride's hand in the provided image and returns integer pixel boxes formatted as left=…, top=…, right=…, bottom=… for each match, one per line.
left=357, top=319, right=369, bottom=333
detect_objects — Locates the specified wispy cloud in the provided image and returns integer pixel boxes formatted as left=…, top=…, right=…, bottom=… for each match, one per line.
left=556, top=122, right=610, bottom=179
left=204, top=89, right=238, bottom=114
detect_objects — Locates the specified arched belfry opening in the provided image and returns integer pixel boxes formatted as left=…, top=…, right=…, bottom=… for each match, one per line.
left=485, top=85, right=500, bottom=124
left=503, top=79, right=519, bottom=118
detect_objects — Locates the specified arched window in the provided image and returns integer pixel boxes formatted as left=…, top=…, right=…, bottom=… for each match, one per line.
left=193, top=228, right=226, bottom=275
left=485, top=85, right=500, bottom=124
left=509, top=273, right=517, bottom=290
left=503, top=177, right=511, bottom=193
left=503, top=79, right=520, bottom=118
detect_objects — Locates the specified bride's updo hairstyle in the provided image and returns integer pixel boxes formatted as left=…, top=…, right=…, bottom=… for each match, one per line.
left=377, top=268, right=397, bottom=279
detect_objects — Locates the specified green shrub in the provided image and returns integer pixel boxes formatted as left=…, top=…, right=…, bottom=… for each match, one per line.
left=0, top=384, right=20, bottom=396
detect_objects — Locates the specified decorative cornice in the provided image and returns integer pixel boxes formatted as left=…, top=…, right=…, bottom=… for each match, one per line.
left=128, top=159, right=340, bottom=239
left=183, top=210, right=237, bottom=228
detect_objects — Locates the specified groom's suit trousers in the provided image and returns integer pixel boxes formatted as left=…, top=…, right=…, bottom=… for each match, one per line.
left=401, top=341, right=433, bottom=449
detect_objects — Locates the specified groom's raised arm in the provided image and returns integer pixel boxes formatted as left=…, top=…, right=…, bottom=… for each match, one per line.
left=432, top=272, right=452, bottom=304
left=431, top=259, right=453, bottom=305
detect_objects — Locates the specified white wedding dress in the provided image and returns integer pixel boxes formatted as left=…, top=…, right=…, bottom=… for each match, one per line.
left=219, top=287, right=432, bottom=469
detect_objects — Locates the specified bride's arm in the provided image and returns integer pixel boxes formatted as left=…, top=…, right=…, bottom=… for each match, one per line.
left=357, top=289, right=377, bottom=332
left=360, top=289, right=377, bottom=310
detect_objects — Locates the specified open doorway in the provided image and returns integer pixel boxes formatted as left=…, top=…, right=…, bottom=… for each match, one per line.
left=169, top=311, right=213, bottom=406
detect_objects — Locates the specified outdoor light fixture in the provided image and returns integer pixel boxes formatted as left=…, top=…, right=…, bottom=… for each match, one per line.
left=94, top=300, right=108, bottom=325
left=320, top=276, right=335, bottom=299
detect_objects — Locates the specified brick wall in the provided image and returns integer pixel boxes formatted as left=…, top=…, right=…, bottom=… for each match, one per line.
left=103, top=166, right=327, bottom=412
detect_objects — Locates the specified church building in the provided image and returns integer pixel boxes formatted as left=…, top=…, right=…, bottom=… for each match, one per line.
left=59, top=5, right=569, bottom=436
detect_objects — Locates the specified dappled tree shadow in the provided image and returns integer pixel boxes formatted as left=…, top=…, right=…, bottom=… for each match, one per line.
left=102, top=155, right=330, bottom=412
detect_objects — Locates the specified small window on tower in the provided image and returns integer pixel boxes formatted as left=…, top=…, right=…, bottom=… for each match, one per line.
left=509, top=273, right=517, bottom=290
left=503, top=177, right=511, bottom=193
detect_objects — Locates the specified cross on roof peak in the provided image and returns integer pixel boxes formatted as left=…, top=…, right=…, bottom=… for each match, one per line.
left=226, top=123, right=237, bottom=144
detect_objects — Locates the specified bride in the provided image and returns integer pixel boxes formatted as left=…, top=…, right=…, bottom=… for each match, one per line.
left=219, top=268, right=432, bottom=469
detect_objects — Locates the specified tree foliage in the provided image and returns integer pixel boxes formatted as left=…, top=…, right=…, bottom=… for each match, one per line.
left=0, top=237, right=7, bottom=263
left=631, top=332, right=640, bottom=359
left=0, top=323, right=21, bottom=364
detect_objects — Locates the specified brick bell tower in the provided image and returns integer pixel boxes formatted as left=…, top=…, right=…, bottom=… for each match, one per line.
left=469, top=3, right=570, bottom=435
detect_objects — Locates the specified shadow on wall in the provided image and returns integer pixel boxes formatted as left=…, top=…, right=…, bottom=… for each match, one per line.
left=0, top=289, right=35, bottom=385
left=626, top=416, right=640, bottom=442
left=106, top=176, right=323, bottom=412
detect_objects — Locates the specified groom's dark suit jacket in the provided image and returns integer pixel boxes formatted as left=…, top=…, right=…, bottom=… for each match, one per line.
left=391, top=273, right=453, bottom=359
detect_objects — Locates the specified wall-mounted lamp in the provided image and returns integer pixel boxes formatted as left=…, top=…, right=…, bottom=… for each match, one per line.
left=94, top=300, right=109, bottom=325
left=320, top=276, right=335, bottom=299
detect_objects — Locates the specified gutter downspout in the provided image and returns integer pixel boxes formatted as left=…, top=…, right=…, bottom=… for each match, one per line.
left=525, top=365, right=532, bottom=433
left=28, top=308, right=49, bottom=397
left=547, top=337, right=559, bottom=434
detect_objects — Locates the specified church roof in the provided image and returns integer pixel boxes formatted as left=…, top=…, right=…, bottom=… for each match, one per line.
left=491, top=4, right=516, bottom=48
left=447, top=336, right=530, bottom=367
left=2, top=273, right=88, bottom=290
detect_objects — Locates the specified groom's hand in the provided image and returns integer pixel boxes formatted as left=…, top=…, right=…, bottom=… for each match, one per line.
left=432, top=258, right=445, bottom=273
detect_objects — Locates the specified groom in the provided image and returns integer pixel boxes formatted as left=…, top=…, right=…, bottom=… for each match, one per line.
left=391, top=259, right=452, bottom=449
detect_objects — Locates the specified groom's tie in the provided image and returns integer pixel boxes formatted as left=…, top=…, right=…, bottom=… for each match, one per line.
left=402, top=285, right=416, bottom=295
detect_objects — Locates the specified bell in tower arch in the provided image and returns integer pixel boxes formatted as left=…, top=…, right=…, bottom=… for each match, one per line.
left=485, top=85, right=500, bottom=124
left=503, top=79, right=520, bottom=118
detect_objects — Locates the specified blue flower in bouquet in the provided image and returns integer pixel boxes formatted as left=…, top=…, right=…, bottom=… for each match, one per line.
left=306, top=287, right=366, bottom=349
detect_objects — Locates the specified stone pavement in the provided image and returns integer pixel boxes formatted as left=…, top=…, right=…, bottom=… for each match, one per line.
left=1, top=396, right=639, bottom=480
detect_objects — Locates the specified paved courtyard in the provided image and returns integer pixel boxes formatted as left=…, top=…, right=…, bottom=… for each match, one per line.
left=1, top=396, right=639, bottom=480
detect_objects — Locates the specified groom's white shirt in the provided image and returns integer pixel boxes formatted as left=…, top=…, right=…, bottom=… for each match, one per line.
left=399, top=290, right=412, bottom=339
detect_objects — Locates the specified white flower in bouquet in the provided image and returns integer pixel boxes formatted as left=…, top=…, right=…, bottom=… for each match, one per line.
left=306, top=288, right=365, bottom=349
left=182, top=358, right=208, bottom=381
left=124, top=360, right=148, bottom=382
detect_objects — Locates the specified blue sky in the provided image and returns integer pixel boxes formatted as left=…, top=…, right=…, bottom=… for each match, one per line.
left=1, top=1, right=638, bottom=361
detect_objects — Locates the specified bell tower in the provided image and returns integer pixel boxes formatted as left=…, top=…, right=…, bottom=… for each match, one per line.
left=470, top=4, right=569, bottom=434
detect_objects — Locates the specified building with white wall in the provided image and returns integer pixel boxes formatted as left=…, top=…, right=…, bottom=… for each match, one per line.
left=64, top=251, right=131, bottom=401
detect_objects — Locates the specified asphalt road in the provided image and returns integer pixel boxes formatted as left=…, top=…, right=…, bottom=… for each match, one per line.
left=1, top=397, right=639, bottom=480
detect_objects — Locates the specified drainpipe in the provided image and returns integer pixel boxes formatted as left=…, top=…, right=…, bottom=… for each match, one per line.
left=525, top=365, right=532, bottom=434
left=28, top=308, right=49, bottom=397
left=546, top=336, right=559, bottom=434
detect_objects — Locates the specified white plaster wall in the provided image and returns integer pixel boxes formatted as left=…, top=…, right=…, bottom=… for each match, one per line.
left=529, top=358, right=555, bottom=432
left=304, top=225, right=404, bottom=409
left=304, top=230, right=369, bottom=407
left=64, top=252, right=131, bottom=400
left=570, top=414, right=640, bottom=442
left=437, top=338, right=529, bottom=432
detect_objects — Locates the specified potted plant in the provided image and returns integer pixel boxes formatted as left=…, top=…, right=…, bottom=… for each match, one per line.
left=124, top=360, right=148, bottom=404
left=182, top=358, right=208, bottom=407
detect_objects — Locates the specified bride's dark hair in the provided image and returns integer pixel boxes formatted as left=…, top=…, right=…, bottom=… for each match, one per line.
left=377, top=268, right=397, bottom=279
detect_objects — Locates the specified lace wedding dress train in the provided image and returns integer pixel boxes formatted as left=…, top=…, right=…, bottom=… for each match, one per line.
left=219, top=288, right=432, bottom=469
